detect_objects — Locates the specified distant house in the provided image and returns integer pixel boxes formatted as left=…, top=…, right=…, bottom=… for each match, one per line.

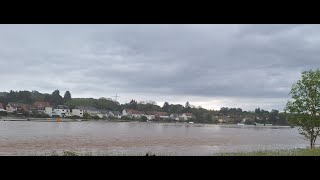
left=111, top=111, right=121, bottom=119
left=71, top=108, right=84, bottom=118
left=144, top=112, right=156, bottom=120
left=34, top=101, right=51, bottom=112
left=53, top=105, right=71, bottom=117
left=122, top=109, right=144, bottom=118
left=6, top=102, right=22, bottom=113
left=77, top=106, right=100, bottom=117
left=0, top=103, right=6, bottom=112
left=45, top=107, right=53, bottom=117
left=170, top=114, right=180, bottom=121
left=104, top=111, right=122, bottom=119
left=181, top=113, right=193, bottom=121
left=97, top=110, right=111, bottom=119
left=157, top=112, right=169, bottom=119
left=20, top=104, right=31, bottom=113
left=147, top=111, right=169, bottom=120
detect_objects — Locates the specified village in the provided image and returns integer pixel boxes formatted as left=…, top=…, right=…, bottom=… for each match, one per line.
left=0, top=102, right=194, bottom=121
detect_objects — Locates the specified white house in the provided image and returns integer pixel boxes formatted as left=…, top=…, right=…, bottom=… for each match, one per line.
left=6, top=102, right=21, bottom=113
left=111, top=111, right=122, bottom=119
left=114, top=112, right=122, bottom=118
left=170, top=114, right=180, bottom=121
left=34, top=101, right=51, bottom=113
left=122, top=109, right=144, bottom=118
left=45, top=107, right=53, bottom=117
left=96, top=110, right=110, bottom=119
left=181, top=113, right=193, bottom=121
left=53, top=105, right=72, bottom=117
left=77, top=106, right=100, bottom=117
left=145, top=114, right=155, bottom=120
left=71, top=108, right=84, bottom=118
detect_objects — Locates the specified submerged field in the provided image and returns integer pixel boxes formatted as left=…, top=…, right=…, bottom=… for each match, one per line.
left=26, top=148, right=320, bottom=156
left=0, top=121, right=316, bottom=155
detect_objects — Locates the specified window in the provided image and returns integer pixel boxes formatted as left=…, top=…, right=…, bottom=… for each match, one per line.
left=80, top=113, right=82, bottom=115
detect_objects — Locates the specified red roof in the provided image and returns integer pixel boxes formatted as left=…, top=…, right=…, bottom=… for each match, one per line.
left=34, top=101, right=51, bottom=107
left=184, top=113, right=193, bottom=116
left=147, top=111, right=167, bottom=116
left=0, top=103, right=4, bottom=109
left=20, top=104, right=32, bottom=112
left=7, top=103, right=22, bottom=109
left=125, top=109, right=144, bottom=115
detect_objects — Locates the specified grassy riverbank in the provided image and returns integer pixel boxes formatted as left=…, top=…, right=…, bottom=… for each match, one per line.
left=217, top=148, right=320, bottom=156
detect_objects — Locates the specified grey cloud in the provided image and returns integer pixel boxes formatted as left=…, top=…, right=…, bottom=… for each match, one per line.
left=0, top=24, right=319, bottom=110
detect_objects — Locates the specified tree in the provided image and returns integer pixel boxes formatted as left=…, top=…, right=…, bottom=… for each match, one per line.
left=140, top=116, right=148, bottom=122
left=162, top=102, right=170, bottom=112
left=63, top=91, right=72, bottom=103
left=129, top=99, right=138, bottom=110
left=83, top=113, right=90, bottom=119
left=185, top=101, right=191, bottom=112
left=51, top=90, right=63, bottom=107
left=255, top=108, right=261, bottom=115
left=285, top=69, right=320, bottom=149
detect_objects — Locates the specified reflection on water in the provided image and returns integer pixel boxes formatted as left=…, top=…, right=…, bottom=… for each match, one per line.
left=0, top=121, right=312, bottom=155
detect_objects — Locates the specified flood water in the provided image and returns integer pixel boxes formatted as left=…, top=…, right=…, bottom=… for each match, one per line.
left=0, top=121, right=313, bottom=155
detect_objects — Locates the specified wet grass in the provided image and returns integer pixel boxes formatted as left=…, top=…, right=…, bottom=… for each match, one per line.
left=216, top=148, right=320, bottom=156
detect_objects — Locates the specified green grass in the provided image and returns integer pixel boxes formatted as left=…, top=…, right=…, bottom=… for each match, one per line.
left=216, top=148, right=320, bottom=156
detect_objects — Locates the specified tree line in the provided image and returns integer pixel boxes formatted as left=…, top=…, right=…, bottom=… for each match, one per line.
left=0, top=90, right=289, bottom=125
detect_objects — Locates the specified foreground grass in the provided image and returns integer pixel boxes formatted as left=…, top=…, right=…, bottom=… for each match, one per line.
left=217, top=148, right=320, bottom=156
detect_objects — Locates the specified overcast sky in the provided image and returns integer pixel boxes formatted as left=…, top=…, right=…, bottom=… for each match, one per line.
left=0, top=24, right=319, bottom=111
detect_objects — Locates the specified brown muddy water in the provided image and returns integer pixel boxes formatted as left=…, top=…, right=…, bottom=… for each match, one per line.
left=0, top=120, right=312, bottom=155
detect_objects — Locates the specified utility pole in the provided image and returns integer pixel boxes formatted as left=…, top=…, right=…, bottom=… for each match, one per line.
left=112, top=93, right=120, bottom=101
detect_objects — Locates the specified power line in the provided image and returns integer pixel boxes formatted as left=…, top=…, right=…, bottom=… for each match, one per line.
left=112, top=93, right=120, bottom=101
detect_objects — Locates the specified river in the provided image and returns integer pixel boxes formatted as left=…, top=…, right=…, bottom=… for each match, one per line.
left=0, top=120, right=312, bottom=155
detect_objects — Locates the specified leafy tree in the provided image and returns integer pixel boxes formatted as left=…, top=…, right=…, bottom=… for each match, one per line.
left=126, top=99, right=138, bottom=110
left=185, top=101, right=191, bottom=112
left=285, top=69, right=320, bottom=149
left=255, top=108, right=261, bottom=115
left=63, top=91, right=72, bottom=103
left=168, top=104, right=184, bottom=114
left=83, top=113, right=90, bottom=119
left=51, top=90, right=63, bottom=107
left=162, top=102, right=170, bottom=112
left=140, top=116, right=148, bottom=122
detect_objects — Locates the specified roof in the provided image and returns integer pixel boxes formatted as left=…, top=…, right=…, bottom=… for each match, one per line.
left=7, top=102, right=23, bottom=108
left=34, top=101, right=51, bottom=107
left=0, top=103, right=4, bottom=109
left=125, top=109, right=144, bottom=115
left=112, top=111, right=121, bottom=115
left=56, top=105, right=70, bottom=109
left=147, top=111, right=168, bottom=116
left=20, top=104, right=32, bottom=112
left=98, top=110, right=112, bottom=114
left=184, top=113, right=193, bottom=116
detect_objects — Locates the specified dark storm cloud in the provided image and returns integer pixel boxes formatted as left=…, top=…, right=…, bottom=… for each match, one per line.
left=0, top=24, right=319, bottom=110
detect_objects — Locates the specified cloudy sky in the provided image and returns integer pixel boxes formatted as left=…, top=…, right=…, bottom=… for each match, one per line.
left=0, top=24, right=319, bottom=111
